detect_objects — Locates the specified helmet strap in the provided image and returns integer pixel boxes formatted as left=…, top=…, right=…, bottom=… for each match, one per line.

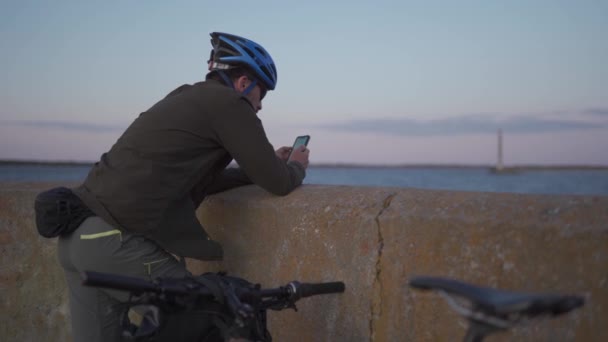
left=242, top=79, right=257, bottom=96
left=217, top=70, right=235, bottom=89
left=217, top=70, right=258, bottom=96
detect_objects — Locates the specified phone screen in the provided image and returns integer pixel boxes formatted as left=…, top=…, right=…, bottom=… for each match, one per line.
left=287, top=135, right=310, bottom=162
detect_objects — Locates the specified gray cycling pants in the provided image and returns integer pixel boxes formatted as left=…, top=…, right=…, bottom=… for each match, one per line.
left=58, top=216, right=189, bottom=342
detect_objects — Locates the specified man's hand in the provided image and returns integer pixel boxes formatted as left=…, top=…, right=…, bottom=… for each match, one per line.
left=288, top=145, right=310, bottom=169
left=275, top=146, right=292, bottom=161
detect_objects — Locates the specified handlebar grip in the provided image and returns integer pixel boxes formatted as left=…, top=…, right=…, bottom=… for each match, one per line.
left=298, top=281, right=345, bottom=298
left=81, top=271, right=157, bottom=294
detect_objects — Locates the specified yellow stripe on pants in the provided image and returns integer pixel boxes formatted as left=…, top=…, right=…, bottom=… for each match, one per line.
left=143, top=259, right=169, bottom=275
left=80, top=229, right=122, bottom=240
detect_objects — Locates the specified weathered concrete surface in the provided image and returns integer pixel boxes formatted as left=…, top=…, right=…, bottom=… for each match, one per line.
left=191, top=185, right=390, bottom=341
left=2, top=182, right=607, bottom=341
left=375, top=189, right=608, bottom=342
left=0, top=183, right=73, bottom=342
left=192, top=185, right=608, bottom=342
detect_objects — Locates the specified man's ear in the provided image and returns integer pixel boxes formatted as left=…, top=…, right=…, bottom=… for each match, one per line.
left=235, top=75, right=250, bottom=91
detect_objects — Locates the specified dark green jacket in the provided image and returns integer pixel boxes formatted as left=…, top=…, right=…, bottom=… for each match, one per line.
left=74, top=79, right=305, bottom=260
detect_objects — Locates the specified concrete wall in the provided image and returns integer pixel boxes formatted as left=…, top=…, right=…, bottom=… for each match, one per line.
left=1, top=182, right=607, bottom=341
left=1, top=183, right=72, bottom=342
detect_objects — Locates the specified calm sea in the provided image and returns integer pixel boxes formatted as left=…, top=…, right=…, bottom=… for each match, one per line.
left=1, top=163, right=607, bottom=196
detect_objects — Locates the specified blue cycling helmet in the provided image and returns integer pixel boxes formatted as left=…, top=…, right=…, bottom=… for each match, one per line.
left=209, top=32, right=278, bottom=91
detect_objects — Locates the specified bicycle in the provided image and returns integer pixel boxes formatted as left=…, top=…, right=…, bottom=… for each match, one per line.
left=408, top=276, right=585, bottom=342
left=81, top=270, right=345, bottom=341
left=81, top=271, right=584, bottom=341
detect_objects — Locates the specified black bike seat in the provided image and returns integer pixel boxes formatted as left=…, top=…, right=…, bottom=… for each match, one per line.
left=409, top=276, right=584, bottom=318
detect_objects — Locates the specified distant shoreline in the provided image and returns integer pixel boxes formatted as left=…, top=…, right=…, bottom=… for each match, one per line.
left=311, top=163, right=608, bottom=170
left=1, top=159, right=607, bottom=170
left=0, top=159, right=95, bottom=167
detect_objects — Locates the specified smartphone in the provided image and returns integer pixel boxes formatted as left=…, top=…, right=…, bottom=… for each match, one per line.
left=287, top=135, right=310, bottom=162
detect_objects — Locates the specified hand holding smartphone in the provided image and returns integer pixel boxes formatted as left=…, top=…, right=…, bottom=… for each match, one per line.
left=287, top=135, right=310, bottom=162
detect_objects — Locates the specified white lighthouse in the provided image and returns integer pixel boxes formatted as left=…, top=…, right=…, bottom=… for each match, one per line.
left=497, top=129, right=503, bottom=171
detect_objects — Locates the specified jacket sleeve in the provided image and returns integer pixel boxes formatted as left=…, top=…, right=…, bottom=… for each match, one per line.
left=212, top=97, right=306, bottom=196
left=190, top=167, right=253, bottom=207
left=206, top=167, right=253, bottom=195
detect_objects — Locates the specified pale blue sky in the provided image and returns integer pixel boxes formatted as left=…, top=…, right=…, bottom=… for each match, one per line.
left=1, top=0, right=607, bottom=165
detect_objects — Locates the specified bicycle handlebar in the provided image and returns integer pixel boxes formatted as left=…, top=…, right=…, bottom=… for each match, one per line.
left=82, top=270, right=344, bottom=341
left=81, top=271, right=345, bottom=308
left=82, top=271, right=212, bottom=296
left=297, top=281, right=346, bottom=298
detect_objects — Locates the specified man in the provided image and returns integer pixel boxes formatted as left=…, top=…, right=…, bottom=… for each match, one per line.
left=57, top=32, right=309, bottom=341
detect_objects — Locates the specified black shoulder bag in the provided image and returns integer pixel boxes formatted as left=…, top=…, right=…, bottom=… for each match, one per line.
left=34, top=186, right=95, bottom=238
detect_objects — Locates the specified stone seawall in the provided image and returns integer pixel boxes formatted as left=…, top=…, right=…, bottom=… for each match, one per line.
left=1, top=182, right=607, bottom=341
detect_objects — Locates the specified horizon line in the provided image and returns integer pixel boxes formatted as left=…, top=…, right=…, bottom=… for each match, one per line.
left=1, top=158, right=607, bottom=170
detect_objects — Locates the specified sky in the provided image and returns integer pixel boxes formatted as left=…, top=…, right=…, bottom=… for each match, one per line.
left=1, top=0, right=607, bottom=166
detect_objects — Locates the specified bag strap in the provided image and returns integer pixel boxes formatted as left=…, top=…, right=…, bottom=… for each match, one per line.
left=194, top=273, right=226, bottom=304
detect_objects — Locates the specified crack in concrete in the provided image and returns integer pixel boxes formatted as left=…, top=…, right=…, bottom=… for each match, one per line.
left=370, top=192, right=396, bottom=341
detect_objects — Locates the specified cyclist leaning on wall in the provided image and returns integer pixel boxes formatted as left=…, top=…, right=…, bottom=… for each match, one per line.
left=55, top=32, right=310, bottom=341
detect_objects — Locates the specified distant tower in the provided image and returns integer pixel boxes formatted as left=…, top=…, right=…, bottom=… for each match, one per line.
left=497, top=129, right=504, bottom=171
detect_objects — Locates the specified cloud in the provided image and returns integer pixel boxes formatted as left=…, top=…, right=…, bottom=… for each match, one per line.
left=317, top=114, right=608, bottom=136
left=584, top=108, right=608, bottom=116
left=0, top=120, right=126, bottom=132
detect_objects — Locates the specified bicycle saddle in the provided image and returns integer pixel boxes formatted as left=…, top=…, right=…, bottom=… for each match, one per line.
left=409, top=276, right=584, bottom=319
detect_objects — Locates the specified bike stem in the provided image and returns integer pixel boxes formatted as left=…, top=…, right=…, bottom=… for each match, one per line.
left=463, top=320, right=503, bottom=342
